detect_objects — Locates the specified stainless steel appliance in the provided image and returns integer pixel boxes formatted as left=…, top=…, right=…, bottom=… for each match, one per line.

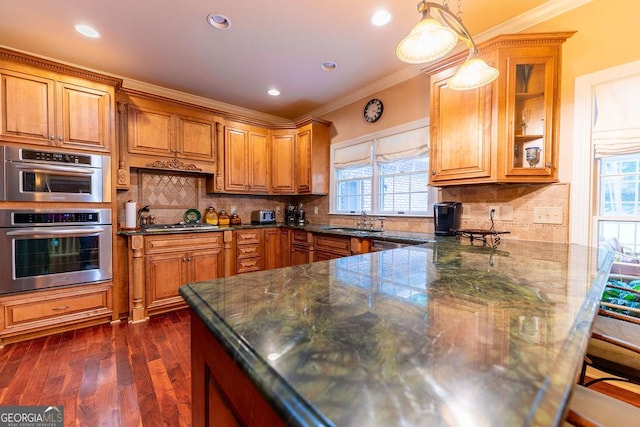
left=1, top=145, right=110, bottom=203
left=0, top=208, right=113, bottom=294
left=433, top=201, right=462, bottom=236
left=286, top=203, right=297, bottom=224
left=251, top=210, right=276, bottom=224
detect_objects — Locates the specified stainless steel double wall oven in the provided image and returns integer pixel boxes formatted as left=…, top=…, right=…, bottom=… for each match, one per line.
left=0, top=145, right=113, bottom=294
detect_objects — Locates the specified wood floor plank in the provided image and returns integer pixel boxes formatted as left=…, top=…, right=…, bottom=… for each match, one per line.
left=0, top=310, right=192, bottom=426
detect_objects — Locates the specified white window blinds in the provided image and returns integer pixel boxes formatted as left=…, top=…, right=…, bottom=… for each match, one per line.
left=374, top=127, right=429, bottom=163
left=334, top=141, right=372, bottom=169
left=593, top=75, right=640, bottom=157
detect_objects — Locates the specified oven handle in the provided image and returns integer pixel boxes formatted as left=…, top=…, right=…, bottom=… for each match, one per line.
left=6, top=226, right=106, bottom=238
left=13, top=163, right=96, bottom=176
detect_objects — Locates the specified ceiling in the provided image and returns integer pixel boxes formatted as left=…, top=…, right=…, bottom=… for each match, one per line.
left=0, top=1, right=574, bottom=121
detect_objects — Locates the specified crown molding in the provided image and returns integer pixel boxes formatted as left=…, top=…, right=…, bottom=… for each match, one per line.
left=300, top=0, right=594, bottom=121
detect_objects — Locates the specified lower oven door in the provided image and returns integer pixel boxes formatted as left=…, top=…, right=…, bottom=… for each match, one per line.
left=0, top=225, right=113, bottom=294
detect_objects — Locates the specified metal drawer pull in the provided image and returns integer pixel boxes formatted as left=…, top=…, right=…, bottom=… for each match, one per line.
left=52, top=305, right=70, bottom=311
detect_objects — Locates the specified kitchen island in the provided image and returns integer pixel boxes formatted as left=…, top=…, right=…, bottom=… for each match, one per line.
left=179, top=237, right=613, bottom=426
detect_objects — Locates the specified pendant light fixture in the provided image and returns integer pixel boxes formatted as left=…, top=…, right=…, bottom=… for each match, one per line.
left=396, top=1, right=498, bottom=90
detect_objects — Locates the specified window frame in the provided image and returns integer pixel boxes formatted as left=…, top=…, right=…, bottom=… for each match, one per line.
left=571, top=60, right=640, bottom=247
left=329, top=118, right=436, bottom=217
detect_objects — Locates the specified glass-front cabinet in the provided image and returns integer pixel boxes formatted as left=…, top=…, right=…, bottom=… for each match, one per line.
left=427, top=32, right=574, bottom=186
left=506, top=55, right=556, bottom=177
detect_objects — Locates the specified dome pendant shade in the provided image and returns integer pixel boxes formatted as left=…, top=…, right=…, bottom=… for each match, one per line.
left=396, top=17, right=458, bottom=64
left=447, top=57, right=499, bottom=91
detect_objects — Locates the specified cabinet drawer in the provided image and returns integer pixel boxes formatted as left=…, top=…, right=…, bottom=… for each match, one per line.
left=145, top=232, right=222, bottom=254
left=315, top=234, right=351, bottom=256
left=291, top=230, right=311, bottom=245
left=237, top=257, right=261, bottom=274
left=0, top=284, right=112, bottom=333
left=236, top=229, right=261, bottom=245
left=237, top=244, right=260, bottom=259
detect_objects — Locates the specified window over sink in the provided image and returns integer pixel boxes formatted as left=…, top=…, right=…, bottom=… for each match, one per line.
left=330, top=119, right=436, bottom=217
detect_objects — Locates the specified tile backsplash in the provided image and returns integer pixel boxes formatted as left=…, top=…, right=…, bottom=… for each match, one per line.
left=117, top=171, right=568, bottom=243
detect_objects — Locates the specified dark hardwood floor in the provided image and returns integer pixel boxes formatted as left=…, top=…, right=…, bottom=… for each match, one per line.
left=0, top=309, right=192, bottom=427
left=1, top=308, right=638, bottom=426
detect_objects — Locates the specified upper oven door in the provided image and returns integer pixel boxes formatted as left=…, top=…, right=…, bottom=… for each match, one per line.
left=5, top=161, right=104, bottom=203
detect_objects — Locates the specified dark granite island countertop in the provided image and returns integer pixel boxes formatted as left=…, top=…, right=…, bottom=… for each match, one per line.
left=179, top=238, right=613, bottom=426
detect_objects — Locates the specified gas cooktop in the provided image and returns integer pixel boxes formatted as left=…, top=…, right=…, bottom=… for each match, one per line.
left=141, top=223, right=220, bottom=232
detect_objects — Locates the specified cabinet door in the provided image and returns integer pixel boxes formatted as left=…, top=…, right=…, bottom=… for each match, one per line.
left=280, top=228, right=291, bottom=268
left=264, top=228, right=282, bottom=270
left=271, top=132, right=295, bottom=194
left=58, top=81, right=112, bottom=152
left=0, top=68, right=55, bottom=145
left=127, top=103, right=174, bottom=156
left=224, top=126, right=250, bottom=192
left=248, top=128, right=270, bottom=192
left=430, top=66, right=493, bottom=183
left=295, top=126, right=312, bottom=193
left=146, top=252, right=188, bottom=309
left=178, top=116, right=215, bottom=161
left=503, top=52, right=557, bottom=178
left=291, top=246, right=312, bottom=266
left=189, top=248, right=224, bottom=282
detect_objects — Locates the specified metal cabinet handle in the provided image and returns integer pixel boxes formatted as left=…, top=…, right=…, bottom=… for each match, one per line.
left=52, top=305, right=70, bottom=311
left=50, top=135, right=55, bottom=140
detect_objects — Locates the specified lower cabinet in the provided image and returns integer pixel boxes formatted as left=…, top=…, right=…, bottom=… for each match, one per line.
left=145, top=233, right=224, bottom=316
left=264, top=228, right=283, bottom=270
left=0, top=282, right=113, bottom=345
left=235, top=229, right=264, bottom=274
left=314, top=234, right=351, bottom=261
left=290, top=230, right=314, bottom=266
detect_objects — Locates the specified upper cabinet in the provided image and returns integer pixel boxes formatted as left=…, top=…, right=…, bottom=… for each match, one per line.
left=296, top=119, right=331, bottom=195
left=271, top=129, right=296, bottom=194
left=123, top=94, right=216, bottom=174
left=0, top=53, right=117, bottom=153
left=224, top=121, right=270, bottom=193
left=206, top=118, right=331, bottom=195
left=427, top=32, right=574, bottom=186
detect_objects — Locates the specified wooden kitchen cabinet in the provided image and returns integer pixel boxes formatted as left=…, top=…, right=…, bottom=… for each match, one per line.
left=426, top=32, right=573, bottom=186
left=0, top=282, right=113, bottom=345
left=124, top=95, right=216, bottom=174
left=264, top=228, right=283, bottom=270
left=295, top=119, right=331, bottom=195
left=271, top=129, right=296, bottom=194
left=224, top=121, right=270, bottom=193
left=235, top=229, right=264, bottom=274
left=145, top=233, right=224, bottom=316
left=290, top=229, right=314, bottom=265
left=0, top=54, right=116, bottom=153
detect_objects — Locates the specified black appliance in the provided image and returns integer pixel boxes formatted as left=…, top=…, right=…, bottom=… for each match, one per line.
left=434, top=202, right=462, bottom=236
left=286, top=203, right=298, bottom=224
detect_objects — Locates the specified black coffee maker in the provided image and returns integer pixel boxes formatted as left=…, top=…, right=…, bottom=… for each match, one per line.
left=433, top=202, right=462, bottom=236
left=286, top=203, right=298, bottom=224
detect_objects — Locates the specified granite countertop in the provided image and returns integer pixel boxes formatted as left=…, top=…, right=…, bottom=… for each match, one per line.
left=118, top=222, right=436, bottom=245
left=179, top=238, right=614, bottom=426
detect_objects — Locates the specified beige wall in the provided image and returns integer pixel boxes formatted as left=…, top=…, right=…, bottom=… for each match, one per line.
left=316, top=0, right=639, bottom=242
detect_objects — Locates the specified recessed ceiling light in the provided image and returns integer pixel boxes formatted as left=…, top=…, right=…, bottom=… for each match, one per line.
left=267, top=89, right=281, bottom=96
left=74, top=24, right=100, bottom=38
left=371, top=9, right=393, bottom=26
left=207, top=13, right=231, bottom=30
left=321, top=61, right=337, bottom=71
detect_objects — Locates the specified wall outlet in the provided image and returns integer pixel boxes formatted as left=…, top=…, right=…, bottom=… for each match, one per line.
left=461, top=205, right=470, bottom=219
left=533, top=207, right=563, bottom=224
left=276, top=207, right=281, bottom=214
left=314, top=206, right=319, bottom=215
left=488, top=205, right=514, bottom=221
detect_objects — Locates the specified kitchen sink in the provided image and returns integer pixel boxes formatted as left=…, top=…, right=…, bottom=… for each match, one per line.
left=323, top=227, right=384, bottom=233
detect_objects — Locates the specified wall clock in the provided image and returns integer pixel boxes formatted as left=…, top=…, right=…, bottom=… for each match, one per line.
left=363, top=98, right=383, bottom=123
